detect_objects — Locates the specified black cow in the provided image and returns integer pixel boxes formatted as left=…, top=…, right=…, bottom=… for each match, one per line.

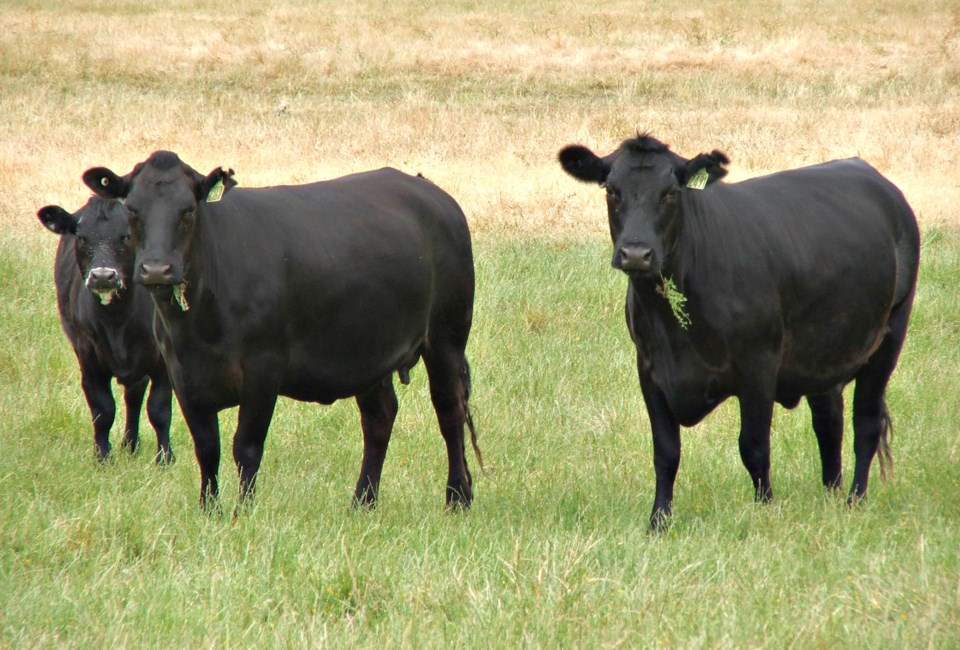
left=82, top=151, right=479, bottom=510
left=559, top=134, right=919, bottom=530
left=37, top=197, right=173, bottom=463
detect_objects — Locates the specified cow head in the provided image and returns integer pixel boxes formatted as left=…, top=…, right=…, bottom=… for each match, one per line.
left=38, top=198, right=136, bottom=305
left=81, top=151, right=236, bottom=289
left=559, top=134, right=729, bottom=277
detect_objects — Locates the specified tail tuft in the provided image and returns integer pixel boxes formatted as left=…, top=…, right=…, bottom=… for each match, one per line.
left=877, top=403, right=894, bottom=483
left=461, top=359, right=486, bottom=473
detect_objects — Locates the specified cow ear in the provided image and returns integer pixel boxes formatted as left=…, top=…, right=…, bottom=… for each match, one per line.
left=558, top=145, right=612, bottom=185
left=82, top=167, right=129, bottom=199
left=676, top=150, right=730, bottom=187
left=37, top=205, right=78, bottom=235
left=198, top=167, right=237, bottom=202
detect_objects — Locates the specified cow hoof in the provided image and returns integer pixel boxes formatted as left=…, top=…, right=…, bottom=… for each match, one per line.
left=121, top=438, right=140, bottom=454
left=352, top=484, right=379, bottom=509
left=846, top=492, right=867, bottom=508
left=445, top=485, right=473, bottom=511
left=199, top=494, right=223, bottom=517
left=648, top=509, right=672, bottom=534
left=352, top=495, right=378, bottom=510
left=94, top=444, right=112, bottom=463
left=755, top=487, right=774, bottom=503
left=154, top=450, right=175, bottom=465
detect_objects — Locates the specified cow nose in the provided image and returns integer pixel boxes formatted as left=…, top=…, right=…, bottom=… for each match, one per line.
left=139, top=261, right=175, bottom=285
left=616, top=244, right=654, bottom=272
left=87, top=267, right=117, bottom=285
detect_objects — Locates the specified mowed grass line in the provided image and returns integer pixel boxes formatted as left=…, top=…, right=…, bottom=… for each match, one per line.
left=2, top=0, right=958, bottom=238
left=1, top=231, right=958, bottom=648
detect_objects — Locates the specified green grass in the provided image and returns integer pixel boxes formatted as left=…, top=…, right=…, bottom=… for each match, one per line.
left=1, top=230, right=958, bottom=648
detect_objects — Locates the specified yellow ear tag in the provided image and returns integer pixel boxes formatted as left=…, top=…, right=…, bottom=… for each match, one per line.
left=206, top=179, right=225, bottom=203
left=686, top=168, right=709, bottom=190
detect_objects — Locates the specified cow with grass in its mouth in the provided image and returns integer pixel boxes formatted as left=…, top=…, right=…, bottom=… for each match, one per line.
left=37, top=196, right=174, bottom=464
left=83, top=150, right=481, bottom=513
left=560, top=133, right=920, bottom=531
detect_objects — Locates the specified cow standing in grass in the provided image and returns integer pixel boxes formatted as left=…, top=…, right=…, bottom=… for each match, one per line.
left=38, top=197, right=173, bottom=463
left=83, top=151, right=479, bottom=511
left=559, top=134, right=920, bottom=530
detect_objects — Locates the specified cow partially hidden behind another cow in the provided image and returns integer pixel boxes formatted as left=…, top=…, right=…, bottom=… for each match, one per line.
left=559, top=133, right=920, bottom=530
left=37, top=197, right=173, bottom=463
left=82, top=151, right=480, bottom=512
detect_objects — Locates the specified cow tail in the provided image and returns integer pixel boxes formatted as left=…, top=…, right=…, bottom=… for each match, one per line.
left=877, top=402, right=894, bottom=483
left=461, top=358, right=486, bottom=473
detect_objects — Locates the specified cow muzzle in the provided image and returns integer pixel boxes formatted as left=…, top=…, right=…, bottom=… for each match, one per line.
left=85, top=267, right=121, bottom=291
left=85, top=267, right=125, bottom=304
left=138, top=260, right=178, bottom=286
left=613, top=243, right=655, bottom=273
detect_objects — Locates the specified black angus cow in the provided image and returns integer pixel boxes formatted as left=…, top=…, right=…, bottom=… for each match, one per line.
left=82, top=151, right=479, bottom=510
left=559, top=134, right=919, bottom=530
left=37, top=197, right=173, bottom=463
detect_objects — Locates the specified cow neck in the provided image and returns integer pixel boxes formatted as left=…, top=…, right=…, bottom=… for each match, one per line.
left=670, top=188, right=719, bottom=283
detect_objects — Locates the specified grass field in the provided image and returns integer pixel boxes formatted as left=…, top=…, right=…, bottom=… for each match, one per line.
left=2, top=1, right=959, bottom=647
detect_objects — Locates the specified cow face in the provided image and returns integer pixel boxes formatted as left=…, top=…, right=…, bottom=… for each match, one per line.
left=38, top=198, right=135, bottom=305
left=82, top=151, right=235, bottom=289
left=559, top=134, right=728, bottom=278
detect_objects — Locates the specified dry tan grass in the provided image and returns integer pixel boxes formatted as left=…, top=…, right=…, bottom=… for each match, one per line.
left=1, top=0, right=958, bottom=236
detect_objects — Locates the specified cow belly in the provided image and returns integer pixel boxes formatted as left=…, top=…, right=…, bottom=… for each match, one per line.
left=281, top=340, right=420, bottom=403
left=280, top=286, right=430, bottom=401
left=777, top=312, right=890, bottom=401
left=774, top=353, right=875, bottom=407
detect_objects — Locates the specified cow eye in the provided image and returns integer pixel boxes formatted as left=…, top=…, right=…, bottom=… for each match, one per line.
left=663, top=187, right=681, bottom=202
left=177, top=211, right=194, bottom=233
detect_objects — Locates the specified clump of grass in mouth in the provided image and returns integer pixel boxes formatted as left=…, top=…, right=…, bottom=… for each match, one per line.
left=93, top=278, right=124, bottom=305
left=172, top=283, right=190, bottom=311
left=657, top=274, right=691, bottom=329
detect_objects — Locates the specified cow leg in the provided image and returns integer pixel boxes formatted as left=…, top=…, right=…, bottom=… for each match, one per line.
left=79, top=360, right=115, bottom=462
left=737, top=390, right=776, bottom=503
left=146, top=372, right=174, bottom=464
left=849, top=294, right=912, bottom=503
left=233, top=391, right=279, bottom=507
left=120, top=377, right=148, bottom=454
left=180, top=403, right=221, bottom=510
left=353, top=379, right=399, bottom=507
left=639, top=374, right=681, bottom=532
left=423, top=344, right=473, bottom=509
left=806, top=388, right=844, bottom=490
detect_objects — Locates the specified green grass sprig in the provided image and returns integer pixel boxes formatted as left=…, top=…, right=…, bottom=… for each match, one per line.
left=657, top=275, right=691, bottom=329
left=172, top=283, right=190, bottom=311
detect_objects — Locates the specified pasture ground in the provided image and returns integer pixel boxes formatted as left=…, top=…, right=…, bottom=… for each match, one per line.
left=1, top=2, right=959, bottom=647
